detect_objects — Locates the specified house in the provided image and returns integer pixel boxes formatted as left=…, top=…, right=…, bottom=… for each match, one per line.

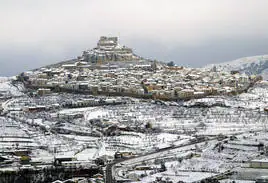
left=37, top=88, right=51, bottom=96
left=30, top=78, right=48, bottom=86
left=62, top=64, right=77, bottom=71
left=178, top=89, right=194, bottom=99
left=250, top=159, right=268, bottom=169
left=114, top=151, right=134, bottom=159
left=54, top=156, right=76, bottom=166
left=256, top=176, right=268, bottom=183
left=193, top=91, right=205, bottom=98
left=24, top=105, right=47, bottom=113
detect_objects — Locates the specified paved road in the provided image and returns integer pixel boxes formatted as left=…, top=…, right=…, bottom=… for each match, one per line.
left=105, top=137, right=217, bottom=183
left=105, top=129, right=260, bottom=183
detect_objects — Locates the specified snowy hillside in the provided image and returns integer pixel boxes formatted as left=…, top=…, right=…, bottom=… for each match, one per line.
left=0, top=77, right=25, bottom=97
left=206, top=55, right=268, bottom=80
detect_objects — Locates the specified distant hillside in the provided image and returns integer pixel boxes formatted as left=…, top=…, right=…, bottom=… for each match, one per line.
left=206, top=55, right=268, bottom=80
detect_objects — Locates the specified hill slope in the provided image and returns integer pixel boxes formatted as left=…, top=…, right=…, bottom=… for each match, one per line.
left=206, top=55, right=268, bottom=80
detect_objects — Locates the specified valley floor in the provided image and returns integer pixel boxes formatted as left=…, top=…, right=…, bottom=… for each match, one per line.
left=0, top=78, right=268, bottom=183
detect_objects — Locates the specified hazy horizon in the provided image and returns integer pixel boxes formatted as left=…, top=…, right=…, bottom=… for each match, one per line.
left=1, top=0, right=268, bottom=76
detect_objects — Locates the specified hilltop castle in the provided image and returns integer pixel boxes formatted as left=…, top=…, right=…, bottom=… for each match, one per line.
left=80, top=36, right=140, bottom=63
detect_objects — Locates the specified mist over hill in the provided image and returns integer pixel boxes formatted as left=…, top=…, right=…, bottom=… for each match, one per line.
left=206, top=55, right=268, bottom=80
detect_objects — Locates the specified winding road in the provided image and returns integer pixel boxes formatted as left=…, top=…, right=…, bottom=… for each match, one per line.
left=105, top=137, right=218, bottom=183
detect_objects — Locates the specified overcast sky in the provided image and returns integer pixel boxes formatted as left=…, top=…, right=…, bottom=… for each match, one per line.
left=1, top=0, right=268, bottom=76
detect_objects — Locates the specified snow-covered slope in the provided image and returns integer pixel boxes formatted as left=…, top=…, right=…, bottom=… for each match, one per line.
left=206, top=55, right=268, bottom=80
left=0, top=77, right=25, bottom=97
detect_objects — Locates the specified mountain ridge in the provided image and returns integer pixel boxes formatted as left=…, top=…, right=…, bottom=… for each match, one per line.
left=205, top=55, right=268, bottom=80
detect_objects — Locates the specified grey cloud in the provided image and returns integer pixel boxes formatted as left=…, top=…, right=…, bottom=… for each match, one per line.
left=126, top=36, right=268, bottom=66
left=1, top=0, right=268, bottom=76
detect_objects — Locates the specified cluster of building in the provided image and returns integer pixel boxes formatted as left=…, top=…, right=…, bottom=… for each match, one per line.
left=18, top=36, right=262, bottom=101
left=23, top=63, right=260, bottom=101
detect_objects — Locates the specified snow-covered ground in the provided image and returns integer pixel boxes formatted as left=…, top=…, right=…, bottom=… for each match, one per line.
left=0, top=77, right=24, bottom=97
left=205, top=55, right=268, bottom=80
left=133, top=170, right=216, bottom=183
left=0, top=78, right=268, bottom=182
left=114, top=130, right=268, bottom=182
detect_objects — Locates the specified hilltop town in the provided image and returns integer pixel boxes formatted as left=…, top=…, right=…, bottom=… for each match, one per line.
left=0, top=37, right=267, bottom=183
left=19, top=37, right=261, bottom=101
